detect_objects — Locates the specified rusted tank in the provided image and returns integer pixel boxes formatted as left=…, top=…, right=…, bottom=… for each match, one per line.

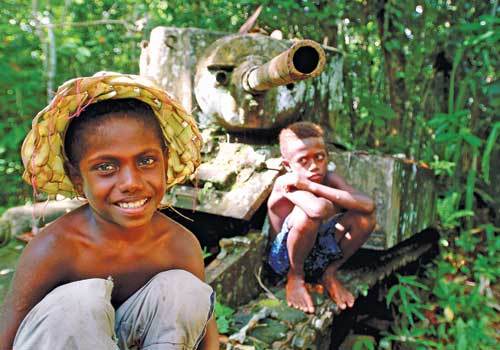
left=194, top=36, right=326, bottom=131
left=139, top=29, right=345, bottom=250
left=141, top=29, right=437, bottom=350
left=139, top=27, right=435, bottom=252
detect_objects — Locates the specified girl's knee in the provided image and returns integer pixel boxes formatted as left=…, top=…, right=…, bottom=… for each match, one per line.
left=47, top=279, right=114, bottom=324
left=15, top=279, right=115, bottom=345
left=148, top=270, right=214, bottom=315
left=139, top=270, right=214, bottom=348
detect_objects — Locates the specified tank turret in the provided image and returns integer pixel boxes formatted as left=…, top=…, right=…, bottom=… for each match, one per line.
left=194, top=35, right=325, bottom=131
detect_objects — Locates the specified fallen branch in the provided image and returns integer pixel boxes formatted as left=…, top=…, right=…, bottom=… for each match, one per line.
left=254, top=266, right=278, bottom=300
left=229, top=307, right=276, bottom=344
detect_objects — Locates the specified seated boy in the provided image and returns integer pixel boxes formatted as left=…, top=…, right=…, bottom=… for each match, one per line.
left=0, top=73, right=218, bottom=349
left=267, top=122, right=376, bottom=313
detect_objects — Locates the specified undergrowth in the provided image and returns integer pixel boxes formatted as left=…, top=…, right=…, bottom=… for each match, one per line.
left=381, top=222, right=499, bottom=349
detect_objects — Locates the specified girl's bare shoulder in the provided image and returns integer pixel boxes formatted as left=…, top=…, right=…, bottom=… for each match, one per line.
left=152, top=211, right=204, bottom=277
left=30, top=204, right=91, bottom=251
left=153, top=211, right=200, bottom=247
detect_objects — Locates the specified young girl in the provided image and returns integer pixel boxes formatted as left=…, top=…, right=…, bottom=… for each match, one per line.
left=0, top=72, right=219, bottom=349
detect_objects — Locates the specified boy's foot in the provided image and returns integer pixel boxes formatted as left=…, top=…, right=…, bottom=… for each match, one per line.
left=286, top=274, right=315, bottom=313
left=306, top=282, right=324, bottom=294
left=322, top=272, right=355, bottom=310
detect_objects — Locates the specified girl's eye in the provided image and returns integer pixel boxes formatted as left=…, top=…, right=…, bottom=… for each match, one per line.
left=96, top=163, right=116, bottom=172
left=139, top=156, right=155, bottom=167
left=298, top=158, right=308, bottom=165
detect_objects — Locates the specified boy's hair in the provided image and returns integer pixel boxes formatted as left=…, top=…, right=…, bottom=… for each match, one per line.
left=279, top=121, right=324, bottom=155
left=64, top=98, right=165, bottom=167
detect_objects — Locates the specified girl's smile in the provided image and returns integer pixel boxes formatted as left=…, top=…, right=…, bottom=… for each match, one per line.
left=115, top=198, right=149, bottom=209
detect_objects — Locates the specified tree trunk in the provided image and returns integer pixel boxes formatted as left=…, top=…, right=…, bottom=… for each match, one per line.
left=376, top=0, right=403, bottom=135
left=32, top=0, right=56, bottom=103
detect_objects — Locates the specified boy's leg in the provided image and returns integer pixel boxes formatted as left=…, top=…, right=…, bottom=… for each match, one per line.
left=286, top=206, right=322, bottom=313
left=322, top=210, right=376, bottom=309
left=115, top=269, right=214, bottom=350
left=14, top=278, right=118, bottom=350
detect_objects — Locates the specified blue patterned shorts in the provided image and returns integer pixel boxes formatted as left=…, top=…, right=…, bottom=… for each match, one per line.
left=267, top=214, right=344, bottom=282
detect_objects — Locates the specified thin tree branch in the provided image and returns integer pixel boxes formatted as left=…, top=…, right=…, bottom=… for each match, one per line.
left=36, top=19, right=134, bottom=30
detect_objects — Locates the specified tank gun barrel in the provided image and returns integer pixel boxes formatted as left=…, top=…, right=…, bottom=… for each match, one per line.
left=243, top=39, right=326, bottom=93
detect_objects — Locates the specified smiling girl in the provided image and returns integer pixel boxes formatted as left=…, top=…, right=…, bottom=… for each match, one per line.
left=0, top=73, right=218, bottom=350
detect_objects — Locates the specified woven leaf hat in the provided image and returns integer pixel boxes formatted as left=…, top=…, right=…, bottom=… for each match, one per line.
left=21, top=72, right=202, bottom=198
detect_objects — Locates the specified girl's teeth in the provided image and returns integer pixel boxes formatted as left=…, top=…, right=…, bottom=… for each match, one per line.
left=119, top=199, right=147, bottom=209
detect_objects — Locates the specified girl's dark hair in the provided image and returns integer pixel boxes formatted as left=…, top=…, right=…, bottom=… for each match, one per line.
left=64, top=98, right=165, bottom=166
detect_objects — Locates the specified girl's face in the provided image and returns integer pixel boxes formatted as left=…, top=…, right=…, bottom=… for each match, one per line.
left=72, top=115, right=167, bottom=229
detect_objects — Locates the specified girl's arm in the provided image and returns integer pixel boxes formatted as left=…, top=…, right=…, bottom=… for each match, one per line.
left=0, top=233, right=71, bottom=348
left=182, top=231, right=220, bottom=350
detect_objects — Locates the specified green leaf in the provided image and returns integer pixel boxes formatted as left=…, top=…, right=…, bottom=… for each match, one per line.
left=373, top=118, right=385, bottom=127
left=386, top=285, right=399, bottom=306
left=456, top=319, right=467, bottom=350
left=202, top=246, right=213, bottom=259
left=215, top=301, right=235, bottom=318
left=75, top=46, right=91, bottom=63
left=474, top=188, right=494, bottom=204
left=469, top=30, right=494, bottom=45
left=216, top=316, right=230, bottom=334
left=427, top=113, right=450, bottom=127
left=399, top=275, right=429, bottom=290
left=459, top=23, right=485, bottom=32
left=404, top=286, right=422, bottom=303
left=449, top=47, right=465, bottom=114
left=446, top=210, right=474, bottom=222
left=214, top=301, right=235, bottom=334
left=435, top=132, right=460, bottom=143
left=481, top=122, right=499, bottom=184
left=411, top=308, right=427, bottom=323
left=461, top=132, right=482, bottom=148
left=353, top=337, right=375, bottom=350
left=465, top=150, right=478, bottom=228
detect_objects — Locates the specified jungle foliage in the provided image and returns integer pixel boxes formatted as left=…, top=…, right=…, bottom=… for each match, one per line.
left=0, top=0, right=498, bottom=347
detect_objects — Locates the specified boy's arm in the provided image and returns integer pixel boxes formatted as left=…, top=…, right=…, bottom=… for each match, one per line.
left=269, top=174, right=335, bottom=220
left=298, top=172, right=375, bottom=214
left=283, top=190, right=335, bottom=219
left=0, top=234, right=70, bottom=349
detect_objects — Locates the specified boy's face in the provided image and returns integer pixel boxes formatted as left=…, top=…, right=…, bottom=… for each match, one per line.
left=71, top=115, right=167, bottom=229
left=282, top=136, right=328, bottom=183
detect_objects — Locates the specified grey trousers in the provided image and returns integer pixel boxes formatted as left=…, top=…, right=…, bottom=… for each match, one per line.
left=13, top=270, right=215, bottom=350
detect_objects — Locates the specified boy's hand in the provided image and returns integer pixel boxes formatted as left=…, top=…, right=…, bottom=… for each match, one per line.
left=281, top=173, right=309, bottom=192
left=334, top=222, right=352, bottom=241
